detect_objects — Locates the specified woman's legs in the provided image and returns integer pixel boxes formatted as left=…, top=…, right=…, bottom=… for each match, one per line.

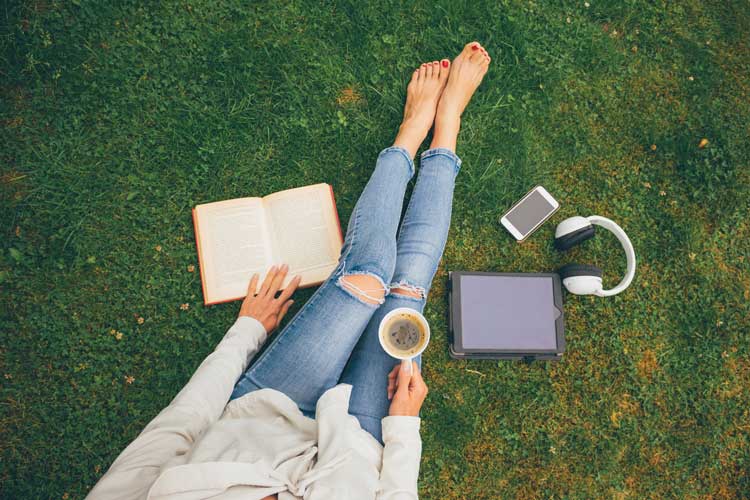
left=341, top=42, right=491, bottom=441
left=230, top=59, right=451, bottom=413
left=230, top=147, right=410, bottom=412
left=340, top=148, right=461, bottom=441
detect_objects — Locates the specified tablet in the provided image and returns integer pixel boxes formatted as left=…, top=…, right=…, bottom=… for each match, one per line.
left=449, top=271, right=565, bottom=360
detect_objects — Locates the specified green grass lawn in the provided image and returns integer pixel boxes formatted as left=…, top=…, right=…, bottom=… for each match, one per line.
left=2, top=1, right=749, bottom=498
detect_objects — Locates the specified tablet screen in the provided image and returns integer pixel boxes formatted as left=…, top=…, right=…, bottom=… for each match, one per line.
left=459, top=275, right=559, bottom=351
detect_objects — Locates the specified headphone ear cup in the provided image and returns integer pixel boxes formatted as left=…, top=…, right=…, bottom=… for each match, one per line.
left=558, top=263, right=604, bottom=296
left=557, top=263, right=603, bottom=280
left=554, top=225, right=596, bottom=251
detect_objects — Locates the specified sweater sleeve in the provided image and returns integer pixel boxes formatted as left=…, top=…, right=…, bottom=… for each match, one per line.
left=377, top=416, right=422, bottom=500
left=86, top=316, right=267, bottom=500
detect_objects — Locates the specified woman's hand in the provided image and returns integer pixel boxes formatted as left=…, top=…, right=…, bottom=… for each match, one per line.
left=387, top=361, right=428, bottom=417
left=239, top=264, right=301, bottom=334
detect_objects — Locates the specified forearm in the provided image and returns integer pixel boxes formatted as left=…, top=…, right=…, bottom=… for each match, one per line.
left=377, top=416, right=422, bottom=499
left=163, top=316, right=267, bottom=422
left=86, top=316, right=267, bottom=499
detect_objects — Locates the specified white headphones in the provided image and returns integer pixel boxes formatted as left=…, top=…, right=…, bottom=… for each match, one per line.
left=554, top=216, right=636, bottom=297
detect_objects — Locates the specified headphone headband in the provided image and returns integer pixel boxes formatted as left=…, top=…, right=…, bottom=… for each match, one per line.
left=586, top=216, right=636, bottom=296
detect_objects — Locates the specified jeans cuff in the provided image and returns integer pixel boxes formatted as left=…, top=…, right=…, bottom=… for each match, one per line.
left=379, top=146, right=415, bottom=177
left=420, top=147, right=462, bottom=173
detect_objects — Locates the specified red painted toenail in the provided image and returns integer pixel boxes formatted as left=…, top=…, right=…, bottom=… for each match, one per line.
left=442, top=60, right=449, bottom=67
left=472, top=44, right=479, bottom=50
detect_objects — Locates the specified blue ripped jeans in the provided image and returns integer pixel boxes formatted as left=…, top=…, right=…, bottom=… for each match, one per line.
left=231, top=146, right=460, bottom=442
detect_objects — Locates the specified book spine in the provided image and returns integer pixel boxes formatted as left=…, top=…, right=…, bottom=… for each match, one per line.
left=328, top=184, right=344, bottom=246
left=192, top=208, right=212, bottom=306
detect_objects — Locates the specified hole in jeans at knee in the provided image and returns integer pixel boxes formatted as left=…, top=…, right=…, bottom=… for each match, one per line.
left=338, top=273, right=387, bottom=305
left=389, top=282, right=425, bottom=300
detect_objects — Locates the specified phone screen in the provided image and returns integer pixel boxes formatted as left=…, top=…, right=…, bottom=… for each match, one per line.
left=506, top=190, right=556, bottom=236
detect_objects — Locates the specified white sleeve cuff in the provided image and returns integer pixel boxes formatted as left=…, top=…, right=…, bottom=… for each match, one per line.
left=228, top=316, right=267, bottom=343
left=378, top=416, right=422, bottom=497
left=381, top=416, right=421, bottom=443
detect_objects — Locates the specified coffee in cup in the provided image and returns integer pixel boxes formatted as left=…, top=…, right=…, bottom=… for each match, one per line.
left=378, top=308, right=430, bottom=373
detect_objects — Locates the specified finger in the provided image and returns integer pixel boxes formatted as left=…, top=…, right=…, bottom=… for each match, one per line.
left=395, top=361, right=413, bottom=397
left=276, top=274, right=302, bottom=304
left=401, top=358, right=413, bottom=376
left=387, top=364, right=400, bottom=400
left=410, top=363, right=428, bottom=394
left=276, top=300, right=294, bottom=327
left=268, top=264, right=289, bottom=298
left=388, top=377, right=399, bottom=400
left=387, top=364, right=400, bottom=384
left=246, top=273, right=259, bottom=297
left=258, top=265, right=278, bottom=298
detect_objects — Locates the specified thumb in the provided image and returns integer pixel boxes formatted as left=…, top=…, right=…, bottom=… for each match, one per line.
left=276, top=300, right=294, bottom=328
left=395, top=360, right=413, bottom=396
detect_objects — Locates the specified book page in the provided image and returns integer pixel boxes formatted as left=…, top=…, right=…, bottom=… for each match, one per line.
left=263, top=184, right=342, bottom=287
left=194, top=198, right=272, bottom=303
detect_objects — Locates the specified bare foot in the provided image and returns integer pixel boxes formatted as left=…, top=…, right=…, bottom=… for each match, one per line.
left=431, top=42, right=491, bottom=152
left=393, top=59, right=451, bottom=158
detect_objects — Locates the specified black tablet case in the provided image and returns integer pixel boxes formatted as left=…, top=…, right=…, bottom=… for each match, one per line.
left=448, top=271, right=565, bottom=361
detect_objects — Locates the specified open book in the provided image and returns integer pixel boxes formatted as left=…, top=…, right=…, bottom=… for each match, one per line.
left=193, top=183, right=343, bottom=305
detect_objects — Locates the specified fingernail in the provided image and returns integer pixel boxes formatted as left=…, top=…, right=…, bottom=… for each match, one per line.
left=442, top=60, right=449, bottom=67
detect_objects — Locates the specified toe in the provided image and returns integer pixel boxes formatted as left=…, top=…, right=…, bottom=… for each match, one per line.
left=418, top=63, right=428, bottom=82
left=439, top=58, right=450, bottom=78
left=409, top=67, right=419, bottom=86
left=465, top=41, right=482, bottom=55
left=469, top=49, right=486, bottom=64
left=430, top=60, right=439, bottom=77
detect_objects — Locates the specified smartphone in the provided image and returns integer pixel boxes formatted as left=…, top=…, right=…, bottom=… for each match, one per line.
left=500, top=186, right=559, bottom=241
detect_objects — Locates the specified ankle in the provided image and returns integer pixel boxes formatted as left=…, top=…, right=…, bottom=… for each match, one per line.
left=435, top=105, right=462, bottom=126
left=430, top=117, right=460, bottom=152
left=393, top=121, right=426, bottom=158
left=428, top=138, right=457, bottom=152
left=393, top=134, right=420, bottom=159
